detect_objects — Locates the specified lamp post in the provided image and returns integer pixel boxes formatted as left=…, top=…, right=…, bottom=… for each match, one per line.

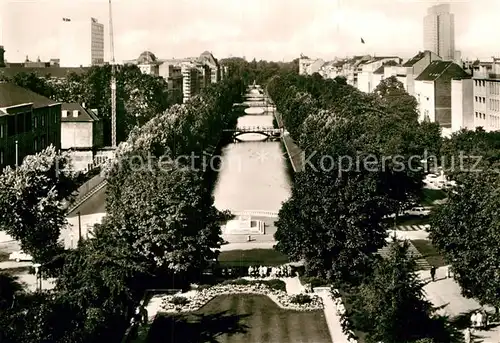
left=15, top=140, right=19, bottom=166
left=77, top=211, right=82, bottom=243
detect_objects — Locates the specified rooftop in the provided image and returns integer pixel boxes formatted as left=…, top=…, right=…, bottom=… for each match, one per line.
left=61, top=103, right=99, bottom=122
left=415, top=61, right=470, bottom=81
left=0, top=66, right=89, bottom=79
left=403, top=51, right=430, bottom=67
left=0, top=82, right=58, bottom=110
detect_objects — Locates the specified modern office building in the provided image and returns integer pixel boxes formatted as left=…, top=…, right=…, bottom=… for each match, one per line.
left=0, top=83, right=61, bottom=169
left=423, top=4, right=455, bottom=61
left=59, top=17, right=104, bottom=67
left=471, top=58, right=500, bottom=132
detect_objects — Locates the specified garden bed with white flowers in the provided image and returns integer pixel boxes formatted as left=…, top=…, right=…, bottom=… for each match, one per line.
left=160, top=283, right=324, bottom=313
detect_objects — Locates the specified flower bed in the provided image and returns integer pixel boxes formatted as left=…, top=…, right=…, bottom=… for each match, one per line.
left=160, top=283, right=323, bottom=313
left=221, top=278, right=287, bottom=291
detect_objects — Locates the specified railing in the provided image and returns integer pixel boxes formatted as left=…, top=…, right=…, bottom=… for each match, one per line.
left=232, top=210, right=279, bottom=218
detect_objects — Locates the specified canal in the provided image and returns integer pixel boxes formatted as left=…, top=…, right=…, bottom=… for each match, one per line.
left=212, top=87, right=292, bottom=214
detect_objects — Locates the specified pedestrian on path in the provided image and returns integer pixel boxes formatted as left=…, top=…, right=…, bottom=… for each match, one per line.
left=430, top=266, right=436, bottom=282
left=476, top=311, right=483, bottom=329
left=464, top=327, right=471, bottom=343
left=471, top=312, right=477, bottom=329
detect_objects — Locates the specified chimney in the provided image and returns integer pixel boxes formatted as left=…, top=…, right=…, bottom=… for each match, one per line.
left=62, top=110, right=68, bottom=118
left=72, top=110, right=79, bottom=118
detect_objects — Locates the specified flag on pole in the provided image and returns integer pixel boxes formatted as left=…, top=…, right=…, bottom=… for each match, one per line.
left=361, top=37, right=365, bottom=44
left=62, top=18, right=71, bottom=22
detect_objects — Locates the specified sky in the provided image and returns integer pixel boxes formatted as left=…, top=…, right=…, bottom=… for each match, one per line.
left=1, top=0, right=500, bottom=63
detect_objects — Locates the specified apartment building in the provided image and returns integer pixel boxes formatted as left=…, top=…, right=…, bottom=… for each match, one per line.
left=357, top=56, right=402, bottom=93
left=299, top=58, right=325, bottom=75
left=471, top=58, right=500, bottom=131
left=0, top=83, right=61, bottom=169
left=318, top=60, right=345, bottom=79
left=159, top=62, right=183, bottom=100
left=199, top=51, right=220, bottom=83
left=451, top=78, right=474, bottom=132
left=414, top=60, right=469, bottom=128
left=61, top=103, right=103, bottom=171
left=59, top=17, right=104, bottom=67
left=384, top=51, right=442, bottom=96
left=181, top=62, right=201, bottom=103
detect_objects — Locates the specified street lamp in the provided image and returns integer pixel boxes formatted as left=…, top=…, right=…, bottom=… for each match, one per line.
left=33, top=263, right=42, bottom=291
left=77, top=211, right=82, bottom=243
left=15, top=140, right=19, bottom=166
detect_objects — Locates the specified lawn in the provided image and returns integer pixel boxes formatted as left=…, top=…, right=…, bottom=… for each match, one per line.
left=146, top=294, right=331, bottom=343
left=218, top=249, right=289, bottom=267
left=411, top=239, right=447, bottom=268
left=420, top=188, right=447, bottom=206
left=0, top=251, right=9, bottom=262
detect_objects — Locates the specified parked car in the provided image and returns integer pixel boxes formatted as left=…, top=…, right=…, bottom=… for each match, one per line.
left=8, top=251, right=33, bottom=262
left=405, top=207, right=431, bottom=217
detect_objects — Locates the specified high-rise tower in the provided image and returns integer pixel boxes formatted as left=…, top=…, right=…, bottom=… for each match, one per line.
left=423, top=3, right=455, bottom=61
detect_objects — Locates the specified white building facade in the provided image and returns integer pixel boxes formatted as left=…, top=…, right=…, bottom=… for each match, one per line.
left=60, top=17, right=104, bottom=67
left=299, top=58, right=325, bottom=75
left=451, top=78, right=474, bottom=132
left=472, top=58, right=500, bottom=131
left=357, top=57, right=401, bottom=93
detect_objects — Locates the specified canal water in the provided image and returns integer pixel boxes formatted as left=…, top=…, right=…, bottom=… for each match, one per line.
left=212, top=89, right=292, bottom=213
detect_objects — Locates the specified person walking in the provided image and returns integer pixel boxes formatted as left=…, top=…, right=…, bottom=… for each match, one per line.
left=464, top=327, right=471, bottom=343
left=476, top=311, right=483, bottom=329
left=430, top=266, right=436, bottom=282
left=471, top=312, right=477, bottom=329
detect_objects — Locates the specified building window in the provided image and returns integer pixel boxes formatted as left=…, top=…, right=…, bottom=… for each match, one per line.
left=33, top=115, right=37, bottom=129
left=0, top=123, right=4, bottom=138
left=475, top=80, right=478, bottom=86
left=41, top=114, right=45, bottom=127
left=475, top=112, right=478, bottom=118
left=475, top=96, right=478, bottom=102
left=41, top=135, right=46, bottom=149
left=34, top=138, right=38, bottom=151
left=0, top=149, right=3, bottom=165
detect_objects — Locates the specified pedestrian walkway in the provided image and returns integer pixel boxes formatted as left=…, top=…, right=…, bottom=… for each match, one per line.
left=396, top=224, right=430, bottom=231
left=378, top=241, right=431, bottom=270
left=417, top=266, right=500, bottom=342
left=283, top=276, right=303, bottom=294
left=315, top=289, right=351, bottom=343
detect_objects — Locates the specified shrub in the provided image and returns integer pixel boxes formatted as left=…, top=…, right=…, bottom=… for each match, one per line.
left=301, top=276, right=329, bottom=288
left=290, top=294, right=312, bottom=304
left=170, top=296, right=190, bottom=305
left=221, top=278, right=250, bottom=286
left=261, top=279, right=286, bottom=291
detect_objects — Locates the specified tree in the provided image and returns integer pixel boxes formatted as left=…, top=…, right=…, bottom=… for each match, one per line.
left=373, top=76, right=419, bottom=123
left=0, top=146, right=79, bottom=263
left=106, top=150, right=224, bottom=279
left=9, top=72, right=55, bottom=98
left=429, top=170, right=500, bottom=310
left=347, top=239, right=454, bottom=343
left=440, top=128, right=500, bottom=181
left=274, top=169, right=388, bottom=285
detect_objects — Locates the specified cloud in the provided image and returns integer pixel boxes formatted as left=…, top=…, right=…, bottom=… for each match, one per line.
left=1, top=0, right=499, bottom=62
